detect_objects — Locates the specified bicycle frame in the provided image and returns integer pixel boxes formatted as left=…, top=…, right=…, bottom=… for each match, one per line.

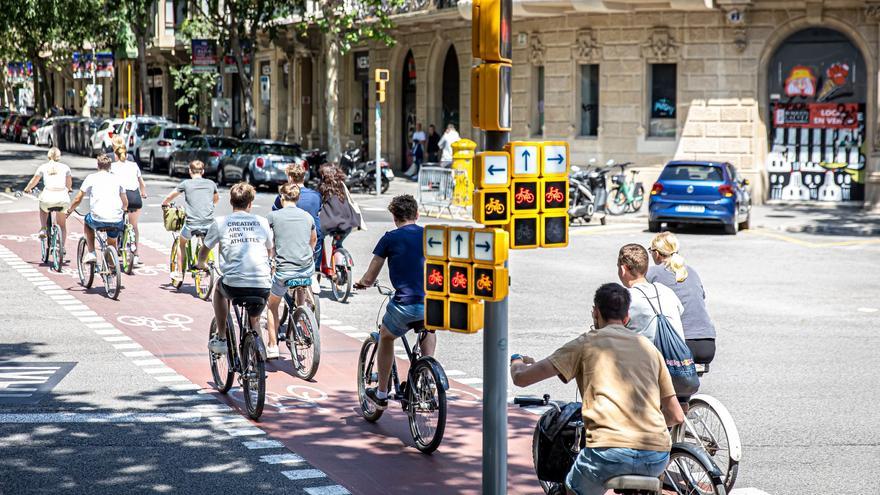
left=320, top=233, right=352, bottom=277
left=226, top=301, right=265, bottom=369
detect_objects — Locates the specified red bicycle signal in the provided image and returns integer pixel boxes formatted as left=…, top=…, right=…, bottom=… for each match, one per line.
left=451, top=271, right=467, bottom=289
left=428, top=269, right=444, bottom=286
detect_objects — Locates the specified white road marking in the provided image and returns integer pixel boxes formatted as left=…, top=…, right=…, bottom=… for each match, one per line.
left=730, top=489, right=774, bottom=495
left=71, top=311, right=98, bottom=317
left=122, top=350, right=154, bottom=358
left=141, top=367, right=176, bottom=375
left=259, top=453, right=305, bottom=465
left=444, top=370, right=466, bottom=376
left=132, top=358, right=164, bottom=367
left=321, top=319, right=341, bottom=325
left=0, top=412, right=202, bottom=423
left=167, top=383, right=201, bottom=392
left=177, top=393, right=214, bottom=402
left=113, top=343, right=143, bottom=350
left=154, top=375, right=188, bottom=383
left=305, top=486, right=350, bottom=495
left=103, top=336, right=133, bottom=342
left=346, top=332, right=369, bottom=339
left=224, top=427, right=266, bottom=437
left=332, top=325, right=358, bottom=331
left=243, top=440, right=284, bottom=450
left=77, top=316, right=105, bottom=323
left=0, top=200, right=12, bottom=205
left=456, top=377, right=483, bottom=385
left=282, top=469, right=326, bottom=480
left=857, top=307, right=878, bottom=313
left=94, top=329, right=123, bottom=336
left=87, top=322, right=116, bottom=329
left=63, top=305, right=91, bottom=312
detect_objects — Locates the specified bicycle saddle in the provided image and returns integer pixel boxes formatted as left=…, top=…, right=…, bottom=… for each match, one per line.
left=47, top=206, right=64, bottom=212
left=190, top=229, right=208, bottom=237
left=231, top=296, right=267, bottom=317
left=406, top=320, right=425, bottom=330
left=604, top=475, right=660, bottom=492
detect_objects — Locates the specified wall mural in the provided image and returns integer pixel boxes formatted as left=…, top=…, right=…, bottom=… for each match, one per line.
left=766, top=28, right=866, bottom=202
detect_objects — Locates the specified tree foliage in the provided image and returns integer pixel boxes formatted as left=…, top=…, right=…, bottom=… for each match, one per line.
left=170, top=17, right=220, bottom=125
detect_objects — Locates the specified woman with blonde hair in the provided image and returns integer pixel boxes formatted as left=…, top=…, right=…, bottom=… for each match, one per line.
left=110, top=142, right=147, bottom=267
left=647, top=232, right=717, bottom=364
left=23, top=147, right=72, bottom=252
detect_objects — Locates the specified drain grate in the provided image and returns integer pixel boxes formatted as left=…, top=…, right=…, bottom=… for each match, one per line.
left=0, top=362, right=75, bottom=405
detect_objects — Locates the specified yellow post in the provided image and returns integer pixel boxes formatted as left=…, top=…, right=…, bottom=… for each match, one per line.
left=126, top=63, right=132, bottom=118
left=452, top=138, right=477, bottom=207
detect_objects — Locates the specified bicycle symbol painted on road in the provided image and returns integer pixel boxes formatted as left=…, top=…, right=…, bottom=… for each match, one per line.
left=231, top=384, right=329, bottom=413
left=117, top=313, right=193, bottom=332
left=133, top=264, right=171, bottom=277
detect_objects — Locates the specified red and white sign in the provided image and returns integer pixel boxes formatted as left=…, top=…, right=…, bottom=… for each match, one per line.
left=773, top=103, right=859, bottom=129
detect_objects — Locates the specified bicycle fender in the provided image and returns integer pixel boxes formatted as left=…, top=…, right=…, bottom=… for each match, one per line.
left=415, top=357, right=449, bottom=391
left=670, top=442, right=724, bottom=479
left=690, top=394, right=743, bottom=461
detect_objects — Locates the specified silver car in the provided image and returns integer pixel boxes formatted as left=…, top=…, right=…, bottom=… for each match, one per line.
left=118, top=115, right=167, bottom=166
left=217, top=139, right=305, bottom=187
left=169, top=135, right=239, bottom=178
left=138, top=123, right=200, bottom=172
left=89, top=118, right=123, bottom=156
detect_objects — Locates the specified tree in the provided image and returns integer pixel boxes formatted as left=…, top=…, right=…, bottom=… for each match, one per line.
left=170, top=17, right=220, bottom=128
left=113, top=0, right=156, bottom=116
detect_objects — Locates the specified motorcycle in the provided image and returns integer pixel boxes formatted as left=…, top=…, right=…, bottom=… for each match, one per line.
left=568, top=158, right=610, bottom=225
left=340, top=146, right=393, bottom=194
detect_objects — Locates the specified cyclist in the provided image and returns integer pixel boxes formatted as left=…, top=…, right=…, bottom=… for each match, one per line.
left=509, top=283, right=684, bottom=495
left=317, top=163, right=362, bottom=250
left=197, top=183, right=273, bottom=355
left=23, top=147, right=72, bottom=249
left=265, top=183, right=317, bottom=360
left=647, top=232, right=716, bottom=365
left=161, top=160, right=220, bottom=284
left=354, top=195, right=427, bottom=410
left=66, top=154, right=128, bottom=264
left=273, top=163, right=322, bottom=273
left=617, top=243, right=684, bottom=341
left=110, top=144, right=147, bottom=266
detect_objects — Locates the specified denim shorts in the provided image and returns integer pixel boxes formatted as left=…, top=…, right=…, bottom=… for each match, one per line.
left=85, top=213, right=124, bottom=239
left=382, top=300, right=425, bottom=337
left=270, top=270, right=314, bottom=297
left=566, top=447, right=669, bottom=495
left=181, top=222, right=211, bottom=240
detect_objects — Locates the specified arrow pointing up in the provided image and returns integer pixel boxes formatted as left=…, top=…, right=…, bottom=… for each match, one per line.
left=548, top=153, right=564, bottom=165
left=455, top=234, right=463, bottom=253
left=521, top=149, right=531, bottom=171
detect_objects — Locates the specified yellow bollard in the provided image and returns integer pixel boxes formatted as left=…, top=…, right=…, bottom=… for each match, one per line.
left=452, top=139, right=477, bottom=207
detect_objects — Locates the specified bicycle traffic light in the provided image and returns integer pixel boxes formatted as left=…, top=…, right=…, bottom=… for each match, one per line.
left=375, top=69, right=389, bottom=103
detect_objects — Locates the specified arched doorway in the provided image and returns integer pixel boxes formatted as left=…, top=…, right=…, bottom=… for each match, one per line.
left=441, top=46, right=459, bottom=130
left=766, top=28, right=867, bottom=202
left=400, top=50, right=417, bottom=172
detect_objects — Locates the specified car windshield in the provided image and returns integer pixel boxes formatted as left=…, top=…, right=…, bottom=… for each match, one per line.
left=206, top=137, right=238, bottom=149
left=166, top=128, right=199, bottom=141
left=257, top=143, right=300, bottom=156
left=136, top=122, right=157, bottom=137
left=660, top=165, right=724, bottom=182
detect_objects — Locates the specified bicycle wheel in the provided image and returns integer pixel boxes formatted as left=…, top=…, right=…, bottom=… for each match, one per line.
left=103, top=246, right=122, bottom=300
left=687, top=398, right=740, bottom=491
left=241, top=333, right=266, bottom=420
left=120, top=227, right=134, bottom=275
left=631, top=184, right=645, bottom=212
left=287, top=306, right=321, bottom=380
left=407, top=359, right=447, bottom=454
left=194, top=266, right=215, bottom=301
left=50, top=224, right=62, bottom=272
left=665, top=445, right=727, bottom=495
left=357, top=334, right=384, bottom=422
left=40, top=225, right=49, bottom=263
left=209, top=317, right=234, bottom=393
left=76, top=237, right=94, bottom=288
left=169, top=237, right=183, bottom=289
left=331, top=265, right=352, bottom=303
left=606, top=187, right=627, bottom=215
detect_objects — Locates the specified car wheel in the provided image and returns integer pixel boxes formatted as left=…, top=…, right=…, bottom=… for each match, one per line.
left=648, top=221, right=661, bottom=233
left=724, top=221, right=738, bottom=235
left=148, top=153, right=156, bottom=173
left=738, top=211, right=751, bottom=231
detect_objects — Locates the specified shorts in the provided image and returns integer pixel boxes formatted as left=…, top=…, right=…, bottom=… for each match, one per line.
left=39, top=199, right=70, bottom=212
left=181, top=223, right=211, bottom=240
left=686, top=338, right=716, bottom=365
left=85, top=213, right=124, bottom=239
left=566, top=447, right=668, bottom=495
left=217, top=279, right=270, bottom=317
left=382, top=299, right=425, bottom=337
left=125, top=190, right=143, bottom=211
left=270, top=272, right=314, bottom=297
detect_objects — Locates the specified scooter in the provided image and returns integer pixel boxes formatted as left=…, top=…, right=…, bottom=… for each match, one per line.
left=568, top=158, right=610, bottom=225
left=339, top=145, right=394, bottom=193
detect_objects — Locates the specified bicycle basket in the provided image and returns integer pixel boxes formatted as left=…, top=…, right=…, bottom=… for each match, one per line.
left=535, top=402, right=584, bottom=483
left=163, top=206, right=186, bottom=232
left=611, top=174, right=625, bottom=185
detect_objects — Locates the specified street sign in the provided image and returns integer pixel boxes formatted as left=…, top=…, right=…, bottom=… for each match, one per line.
left=425, top=262, right=448, bottom=296
left=448, top=227, right=473, bottom=262
left=472, top=264, right=508, bottom=302
left=448, top=262, right=473, bottom=298
left=471, top=228, right=509, bottom=265
left=424, top=225, right=448, bottom=260
left=540, top=213, right=569, bottom=248
left=510, top=142, right=540, bottom=178
left=425, top=296, right=447, bottom=331
left=474, top=152, right=510, bottom=189
left=473, top=190, right=510, bottom=225
left=511, top=179, right=539, bottom=214
left=507, top=214, right=539, bottom=249
left=541, top=141, right=569, bottom=177
left=541, top=179, right=568, bottom=212
left=447, top=297, right=484, bottom=334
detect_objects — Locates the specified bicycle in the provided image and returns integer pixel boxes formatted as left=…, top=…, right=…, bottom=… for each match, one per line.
left=356, top=284, right=449, bottom=454
left=74, top=212, right=124, bottom=300
left=276, top=277, right=321, bottom=380
left=318, top=231, right=353, bottom=303
left=514, top=394, right=727, bottom=495
left=209, top=293, right=268, bottom=420
left=118, top=213, right=138, bottom=275
left=168, top=229, right=216, bottom=301
left=16, top=188, right=64, bottom=272
left=607, top=163, right=645, bottom=215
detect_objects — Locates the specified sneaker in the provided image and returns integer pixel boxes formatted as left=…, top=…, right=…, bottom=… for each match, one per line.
left=266, top=345, right=280, bottom=360
left=170, top=271, right=183, bottom=284
left=82, top=251, right=97, bottom=264
left=208, top=338, right=228, bottom=355
left=132, top=255, right=143, bottom=267
left=364, top=387, right=388, bottom=410
left=38, top=229, right=47, bottom=239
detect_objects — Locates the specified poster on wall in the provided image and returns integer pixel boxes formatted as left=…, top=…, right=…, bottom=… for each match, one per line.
left=6, top=62, right=32, bottom=83
left=772, top=103, right=859, bottom=129
left=72, top=52, right=114, bottom=79
left=192, top=40, right=218, bottom=73
left=85, top=84, right=103, bottom=108
left=212, top=98, right=232, bottom=128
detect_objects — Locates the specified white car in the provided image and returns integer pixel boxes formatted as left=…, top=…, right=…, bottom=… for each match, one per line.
left=138, top=124, right=201, bottom=172
left=118, top=115, right=167, bottom=166
left=89, top=118, right=123, bottom=156
left=34, top=117, right=56, bottom=146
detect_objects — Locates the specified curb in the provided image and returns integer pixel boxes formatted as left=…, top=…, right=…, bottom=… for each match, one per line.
left=756, top=222, right=880, bottom=237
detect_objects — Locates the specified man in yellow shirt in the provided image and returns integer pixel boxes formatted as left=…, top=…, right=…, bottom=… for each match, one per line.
left=510, top=283, right=684, bottom=495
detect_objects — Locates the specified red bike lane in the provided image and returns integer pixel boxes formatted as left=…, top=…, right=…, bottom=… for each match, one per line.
left=0, top=212, right=543, bottom=495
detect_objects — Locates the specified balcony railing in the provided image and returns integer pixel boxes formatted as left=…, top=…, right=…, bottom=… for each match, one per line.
left=391, top=0, right=458, bottom=15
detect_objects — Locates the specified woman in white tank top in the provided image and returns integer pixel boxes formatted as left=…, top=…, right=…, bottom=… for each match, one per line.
left=110, top=144, right=147, bottom=266
left=23, top=147, right=72, bottom=247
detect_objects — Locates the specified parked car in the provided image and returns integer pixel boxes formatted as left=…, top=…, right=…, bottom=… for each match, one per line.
left=21, top=116, right=44, bottom=145
left=49, top=116, right=75, bottom=150
left=11, top=114, right=32, bottom=142
left=34, top=117, right=55, bottom=146
left=169, top=135, right=239, bottom=178
left=1, top=113, right=18, bottom=138
left=89, top=118, right=123, bottom=156
left=138, top=123, right=200, bottom=172
left=648, top=160, right=752, bottom=235
left=118, top=115, right=167, bottom=164
left=217, top=139, right=306, bottom=187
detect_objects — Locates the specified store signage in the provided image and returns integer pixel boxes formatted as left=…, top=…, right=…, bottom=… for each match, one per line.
left=192, top=40, right=218, bottom=73
left=773, top=103, right=858, bottom=129
left=354, top=51, right=370, bottom=81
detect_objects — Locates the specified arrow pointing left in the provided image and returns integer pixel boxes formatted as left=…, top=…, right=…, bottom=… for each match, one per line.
left=428, top=238, right=441, bottom=247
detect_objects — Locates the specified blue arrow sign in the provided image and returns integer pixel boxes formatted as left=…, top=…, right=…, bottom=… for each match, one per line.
left=476, top=241, right=491, bottom=252
left=428, top=238, right=441, bottom=248
left=548, top=153, right=564, bottom=165
left=455, top=234, right=463, bottom=254
left=487, top=164, right=504, bottom=176
left=521, top=149, right=531, bottom=171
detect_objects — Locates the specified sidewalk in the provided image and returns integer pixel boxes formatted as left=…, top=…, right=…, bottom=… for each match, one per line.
left=751, top=203, right=880, bottom=236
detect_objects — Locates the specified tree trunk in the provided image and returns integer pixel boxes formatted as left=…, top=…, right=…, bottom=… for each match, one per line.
left=135, top=29, right=151, bottom=116
left=29, top=49, right=51, bottom=114
left=324, top=33, right=341, bottom=161
left=231, top=32, right=256, bottom=138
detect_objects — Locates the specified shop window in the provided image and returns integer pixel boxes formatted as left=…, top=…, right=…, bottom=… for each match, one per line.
left=579, top=64, right=599, bottom=137
left=649, top=63, right=676, bottom=138
left=532, top=66, right=544, bottom=136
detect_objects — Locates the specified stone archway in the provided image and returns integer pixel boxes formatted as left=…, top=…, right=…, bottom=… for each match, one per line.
left=399, top=50, right=417, bottom=172
left=441, top=46, right=460, bottom=131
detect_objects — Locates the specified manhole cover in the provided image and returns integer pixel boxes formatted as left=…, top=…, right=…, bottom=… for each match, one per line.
left=0, top=362, right=76, bottom=405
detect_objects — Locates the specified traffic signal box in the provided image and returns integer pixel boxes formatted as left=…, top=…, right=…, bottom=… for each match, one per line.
left=375, top=69, right=389, bottom=103
left=423, top=225, right=510, bottom=333
left=471, top=0, right=512, bottom=132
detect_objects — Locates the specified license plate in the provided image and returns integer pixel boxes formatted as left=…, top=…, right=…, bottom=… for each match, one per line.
left=676, top=205, right=705, bottom=213
left=275, top=162, right=290, bottom=169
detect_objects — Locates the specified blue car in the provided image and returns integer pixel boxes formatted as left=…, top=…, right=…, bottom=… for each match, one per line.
left=649, top=160, right=752, bottom=235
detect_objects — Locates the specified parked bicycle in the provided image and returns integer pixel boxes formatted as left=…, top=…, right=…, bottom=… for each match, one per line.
left=276, top=277, right=321, bottom=381
left=318, top=231, right=354, bottom=303
left=17, top=188, right=64, bottom=271
left=209, top=295, right=268, bottom=420
left=168, top=228, right=216, bottom=300
left=607, top=162, right=645, bottom=215
left=74, top=212, right=124, bottom=300
left=356, top=284, right=449, bottom=454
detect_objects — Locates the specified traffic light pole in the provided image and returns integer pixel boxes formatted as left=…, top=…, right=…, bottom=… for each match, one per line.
left=375, top=102, right=382, bottom=196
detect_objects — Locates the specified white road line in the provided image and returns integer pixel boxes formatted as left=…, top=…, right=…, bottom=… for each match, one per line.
left=103, top=336, right=133, bottom=342
left=122, top=350, right=154, bottom=358
left=71, top=311, right=99, bottom=317
left=456, top=378, right=483, bottom=385
left=132, top=358, right=164, bottom=367
left=281, top=469, right=326, bottom=480
left=167, top=383, right=201, bottom=392
left=730, top=489, right=774, bottom=495
left=444, top=370, right=466, bottom=376
left=242, top=440, right=284, bottom=450
left=305, top=486, right=351, bottom=495
left=113, top=343, right=143, bottom=350
left=259, top=453, right=305, bottom=465
left=63, top=305, right=91, bottom=312
left=141, top=367, right=176, bottom=375
left=154, top=375, right=188, bottom=383
left=77, top=316, right=105, bottom=323
left=87, top=322, right=116, bottom=329
left=857, top=307, right=878, bottom=313
left=94, top=329, right=123, bottom=336
left=346, top=332, right=369, bottom=339
left=224, top=427, right=266, bottom=437
left=0, top=412, right=202, bottom=423
left=332, top=325, right=358, bottom=331
left=44, top=290, right=68, bottom=295
left=177, top=393, right=214, bottom=402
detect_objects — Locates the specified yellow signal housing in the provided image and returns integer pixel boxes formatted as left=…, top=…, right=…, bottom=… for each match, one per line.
left=425, top=296, right=448, bottom=331
left=472, top=0, right=512, bottom=63
left=375, top=69, right=389, bottom=103
left=472, top=264, right=508, bottom=302
left=479, top=63, right=511, bottom=132
left=471, top=65, right=481, bottom=129
left=447, top=297, right=484, bottom=334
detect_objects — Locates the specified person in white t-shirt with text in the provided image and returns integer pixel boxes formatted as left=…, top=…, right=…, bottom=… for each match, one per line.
left=23, top=147, right=73, bottom=249
left=67, top=154, right=129, bottom=264
left=617, top=243, right=684, bottom=342
left=110, top=143, right=147, bottom=266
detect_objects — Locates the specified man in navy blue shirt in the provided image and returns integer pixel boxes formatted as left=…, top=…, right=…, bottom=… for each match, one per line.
left=355, top=194, right=427, bottom=410
left=273, top=163, right=322, bottom=270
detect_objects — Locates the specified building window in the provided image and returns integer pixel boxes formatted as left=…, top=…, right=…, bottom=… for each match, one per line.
left=649, top=63, right=676, bottom=138
left=164, top=0, right=175, bottom=33
left=579, top=64, right=599, bottom=137
left=532, top=66, right=544, bottom=136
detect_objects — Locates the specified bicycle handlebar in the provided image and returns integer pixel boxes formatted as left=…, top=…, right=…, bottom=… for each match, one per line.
left=514, top=394, right=551, bottom=407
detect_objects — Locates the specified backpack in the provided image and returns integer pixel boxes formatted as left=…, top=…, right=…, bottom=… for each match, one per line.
left=534, top=402, right=584, bottom=483
left=162, top=205, right=186, bottom=232
left=635, top=284, right=700, bottom=399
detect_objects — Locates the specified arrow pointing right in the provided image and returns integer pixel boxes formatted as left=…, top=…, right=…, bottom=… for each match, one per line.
left=548, top=153, right=564, bottom=165
left=476, top=241, right=491, bottom=252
